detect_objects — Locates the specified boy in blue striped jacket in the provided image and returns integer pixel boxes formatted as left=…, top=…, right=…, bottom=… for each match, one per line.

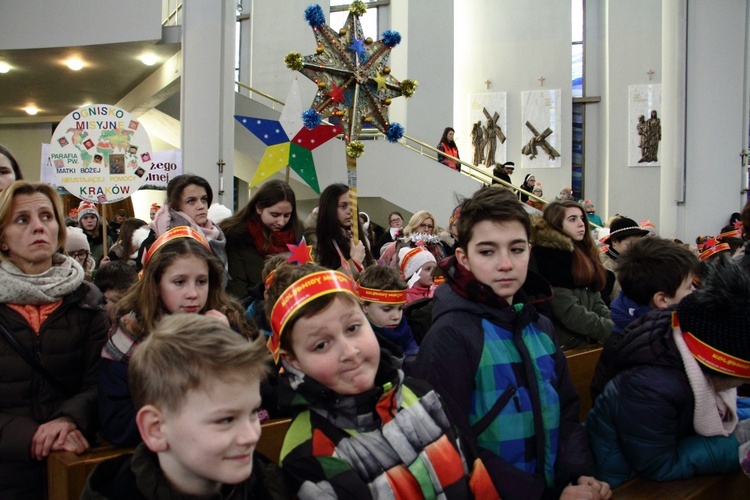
left=413, top=187, right=611, bottom=499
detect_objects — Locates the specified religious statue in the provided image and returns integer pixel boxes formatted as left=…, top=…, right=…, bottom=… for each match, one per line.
left=482, top=107, right=505, bottom=166
left=636, top=115, right=647, bottom=159
left=521, top=121, right=560, bottom=160
left=471, top=120, right=486, bottom=166
left=638, top=110, right=661, bottom=163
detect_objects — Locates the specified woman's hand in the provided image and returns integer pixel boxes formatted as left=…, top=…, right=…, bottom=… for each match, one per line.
left=57, top=429, right=90, bottom=455
left=99, top=255, right=111, bottom=265
left=31, top=417, right=79, bottom=460
left=204, top=309, right=231, bottom=327
left=350, top=238, right=366, bottom=266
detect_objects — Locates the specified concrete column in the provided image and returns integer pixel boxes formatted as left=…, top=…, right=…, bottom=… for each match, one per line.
left=659, top=0, right=687, bottom=238
left=181, top=0, right=235, bottom=207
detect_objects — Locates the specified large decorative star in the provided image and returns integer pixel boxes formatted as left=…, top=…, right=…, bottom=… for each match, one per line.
left=235, top=80, right=340, bottom=193
left=295, top=4, right=410, bottom=142
left=286, top=237, right=315, bottom=265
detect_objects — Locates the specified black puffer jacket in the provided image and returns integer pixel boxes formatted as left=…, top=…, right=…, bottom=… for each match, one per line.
left=585, top=308, right=739, bottom=488
left=82, top=443, right=289, bottom=500
left=0, top=281, right=108, bottom=497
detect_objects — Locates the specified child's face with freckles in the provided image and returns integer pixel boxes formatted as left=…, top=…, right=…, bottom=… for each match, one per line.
left=282, top=296, right=380, bottom=395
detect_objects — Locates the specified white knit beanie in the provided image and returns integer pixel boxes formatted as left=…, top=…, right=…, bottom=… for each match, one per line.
left=208, top=203, right=232, bottom=224
left=65, top=227, right=90, bottom=253
left=398, top=246, right=436, bottom=282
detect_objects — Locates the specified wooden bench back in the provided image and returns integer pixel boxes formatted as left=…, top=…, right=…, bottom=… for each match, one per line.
left=563, top=345, right=603, bottom=422
left=47, top=418, right=293, bottom=500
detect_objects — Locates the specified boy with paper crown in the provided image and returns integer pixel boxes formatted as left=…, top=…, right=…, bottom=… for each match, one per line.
left=264, top=263, right=499, bottom=499
left=398, top=245, right=437, bottom=304
left=358, top=265, right=418, bottom=373
left=586, top=257, right=750, bottom=488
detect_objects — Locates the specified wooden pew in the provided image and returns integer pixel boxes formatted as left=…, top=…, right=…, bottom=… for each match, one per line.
left=47, top=418, right=293, bottom=500
left=47, top=444, right=133, bottom=500
left=613, top=469, right=750, bottom=499
left=563, top=345, right=603, bottom=422
left=254, top=417, right=292, bottom=464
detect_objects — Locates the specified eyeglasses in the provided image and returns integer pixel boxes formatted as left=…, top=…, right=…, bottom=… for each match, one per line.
left=389, top=218, right=402, bottom=224
left=418, top=223, right=435, bottom=231
left=70, top=250, right=89, bottom=259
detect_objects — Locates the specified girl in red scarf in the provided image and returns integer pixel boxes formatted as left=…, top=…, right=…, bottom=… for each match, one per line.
left=220, top=180, right=302, bottom=298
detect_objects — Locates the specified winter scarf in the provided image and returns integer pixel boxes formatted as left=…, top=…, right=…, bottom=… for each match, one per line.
left=673, top=326, right=738, bottom=437
left=0, top=253, right=84, bottom=305
left=245, top=219, right=296, bottom=257
left=441, top=255, right=511, bottom=309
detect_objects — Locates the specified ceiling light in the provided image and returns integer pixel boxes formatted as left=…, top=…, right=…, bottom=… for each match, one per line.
left=140, top=54, right=158, bottom=66
left=0, top=62, right=10, bottom=73
left=24, top=106, right=39, bottom=115
left=66, top=59, right=84, bottom=71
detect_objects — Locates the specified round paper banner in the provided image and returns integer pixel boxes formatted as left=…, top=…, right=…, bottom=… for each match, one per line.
left=49, top=104, right=153, bottom=204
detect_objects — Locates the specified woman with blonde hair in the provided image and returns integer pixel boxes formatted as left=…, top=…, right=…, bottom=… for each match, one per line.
left=0, top=181, right=108, bottom=498
left=380, top=210, right=448, bottom=268
left=530, top=200, right=613, bottom=349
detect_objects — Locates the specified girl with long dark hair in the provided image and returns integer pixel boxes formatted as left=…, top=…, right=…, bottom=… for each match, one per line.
left=314, top=183, right=372, bottom=275
left=531, top=200, right=613, bottom=349
left=220, top=179, right=302, bottom=298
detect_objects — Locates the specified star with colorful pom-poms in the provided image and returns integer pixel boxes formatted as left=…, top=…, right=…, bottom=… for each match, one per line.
left=235, top=80, right=340, bottom=193
left=285, top=2, right=417, bottom=145
left=286, top=237, right=315, bottom=265
left=284, top=1, right=417, bottom=241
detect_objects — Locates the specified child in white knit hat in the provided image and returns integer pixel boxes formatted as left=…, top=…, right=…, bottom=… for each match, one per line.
left=66, top=226, right=96, bottom=280
left=398, top=245, right=437, bottom=304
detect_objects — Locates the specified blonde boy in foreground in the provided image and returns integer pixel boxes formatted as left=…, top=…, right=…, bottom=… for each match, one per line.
left=82, top=315, right=288, bottom=500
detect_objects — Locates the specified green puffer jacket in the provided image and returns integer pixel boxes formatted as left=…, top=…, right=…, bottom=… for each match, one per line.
left=224, top=223, right=265, bottom=299
left=530, top=216, right=613, bottom=349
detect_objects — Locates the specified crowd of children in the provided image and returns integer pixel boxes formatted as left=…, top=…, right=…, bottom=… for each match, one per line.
left=3, top=143, right=750, bottom=499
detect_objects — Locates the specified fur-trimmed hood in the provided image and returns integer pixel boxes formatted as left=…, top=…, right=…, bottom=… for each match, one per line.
left=530, top=214, right=574, bottom=253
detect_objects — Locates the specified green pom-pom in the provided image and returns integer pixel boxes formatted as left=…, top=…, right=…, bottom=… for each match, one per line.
left=400, top=79, right=419, bottom=98
left=350, top=1, right=367, bottom=16
left=284, top=52, right=304, bottom=71
left=347, top=141, right=365, bottom=158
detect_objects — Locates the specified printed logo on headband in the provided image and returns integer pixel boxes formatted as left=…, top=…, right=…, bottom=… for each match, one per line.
left=357, top=284, right=406, bottom=304
left=144, top=226, right=210, bottom=267
left=673, top=312, right=750, bottom=378
left=268, top=270, right=358, bottom=363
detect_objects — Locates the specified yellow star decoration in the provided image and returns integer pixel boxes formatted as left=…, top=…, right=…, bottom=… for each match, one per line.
left=373, top=71, right=388, bottom=92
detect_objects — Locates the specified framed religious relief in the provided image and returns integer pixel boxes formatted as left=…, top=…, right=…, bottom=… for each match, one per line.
left=521, top=89, right=562, bottom=169
left=628, top=84, right=662, bottom=166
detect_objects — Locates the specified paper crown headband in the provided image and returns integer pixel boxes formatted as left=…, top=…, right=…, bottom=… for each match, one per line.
left=699, top=242, right=730, bottom=261
left=143, top=226, right=210, bottom=267
left=675, top=313, right=750, bottom=378
left=357, top=284, right=406, bottom=304
left=268, top=270, right=358, bottom=363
